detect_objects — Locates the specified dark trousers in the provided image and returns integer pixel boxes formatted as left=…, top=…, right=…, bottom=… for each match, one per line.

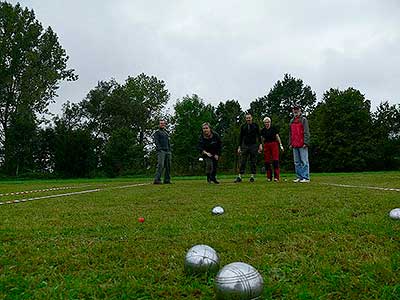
left=154, top=151, right=171, bottom=183
left=239, top=144, right=258, bottom=175
left=205, top=157, right=218, bottom=180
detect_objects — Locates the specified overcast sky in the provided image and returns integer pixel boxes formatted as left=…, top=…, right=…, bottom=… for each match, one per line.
left=10, top=0, right=400, bottom=114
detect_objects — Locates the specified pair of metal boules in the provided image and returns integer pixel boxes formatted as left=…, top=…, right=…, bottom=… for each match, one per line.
left=184, top=245, right=264, bottom=299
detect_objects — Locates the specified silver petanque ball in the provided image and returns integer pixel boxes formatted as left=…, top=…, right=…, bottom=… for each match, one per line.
left=184, top=244, right=220, bottom=275
left=212, top=206, right=225, bottom=215
left=215, top=262, right=264, bottom=300
left=389, top=208, right=400, bottom=220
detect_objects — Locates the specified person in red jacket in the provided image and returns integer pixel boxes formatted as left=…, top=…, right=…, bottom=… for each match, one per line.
left=289, top=104, right=310, bottom=183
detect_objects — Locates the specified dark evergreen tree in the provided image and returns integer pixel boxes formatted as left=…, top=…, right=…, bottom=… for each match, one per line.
left=371, top=101, right=400, bottom=170
left=171, top=95, right=216, bottom=174
left=53, top=103, right=96, bottom=177
left=4, top=108, right=37, bottom=176
left=310, top=88, right=374, bottom=171
left=250, top=73, right=316, bottom=123
left=80, top=74, right=170, bottom=175
left=215, top=100, right=244, bottom=171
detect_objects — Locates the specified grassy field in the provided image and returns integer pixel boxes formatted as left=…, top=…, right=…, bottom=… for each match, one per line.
left=1, top=172, right=400, bottom=299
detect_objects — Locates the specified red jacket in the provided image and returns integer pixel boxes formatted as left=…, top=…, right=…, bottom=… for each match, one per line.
left=289, top=115, right=310, bottom=148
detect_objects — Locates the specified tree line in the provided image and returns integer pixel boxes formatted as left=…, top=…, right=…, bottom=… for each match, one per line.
left=1, top=2, right=399, bottom=178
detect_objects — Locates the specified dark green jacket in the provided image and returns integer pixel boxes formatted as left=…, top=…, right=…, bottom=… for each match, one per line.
left=154, top=129, right=171, bottom=152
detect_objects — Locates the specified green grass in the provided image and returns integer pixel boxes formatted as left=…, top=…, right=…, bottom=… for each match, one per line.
left=1, top=173, right=400, bottom=299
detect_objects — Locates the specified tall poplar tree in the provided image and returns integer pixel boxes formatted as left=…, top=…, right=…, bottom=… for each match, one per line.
left=0, top=2, right=77, bottom=174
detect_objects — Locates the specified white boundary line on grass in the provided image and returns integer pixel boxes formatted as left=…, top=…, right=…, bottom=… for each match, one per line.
left=0, top=185, right=91, bottom=197
left=0, top=183, right=150, bottom=205
left=321, top=183, right=400, bottom=192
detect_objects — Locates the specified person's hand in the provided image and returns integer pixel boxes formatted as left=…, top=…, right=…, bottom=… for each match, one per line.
left=203, top=151, right=211, bottom=157
left=280, top=144, right=284, bottom=152
left=214, top=155, right=219, bottom=161
left=237, top=147, right=241, bottom=154
left=303, top=144, right=308, bottom=148
left=258, top=144, right=262, bottom=153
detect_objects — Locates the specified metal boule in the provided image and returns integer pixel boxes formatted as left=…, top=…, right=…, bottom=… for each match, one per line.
left=184, top=244, right=220, bottom=275
left=215, top=262, right=264, bottom=299
left=212, top=206, right=224, bottom=215
left=389, top=208, right=400, bottom=220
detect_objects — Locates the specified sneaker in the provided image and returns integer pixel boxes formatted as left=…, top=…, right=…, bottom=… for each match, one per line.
left=266, top=178, right=272, bottom=182
left=274, top=178, right=279, bottom=182
left=234, top=177, right=242, bottom=183
left=299, top=179, right=310, bottom=183
left=293, top=178, right=300, bottom=183
left=211, top=179, right=220, bottom=184
left=249, top=177, right=255, bottom=183
left=163, top=181, right=172, bottom=184
left=153, top=180, right=162, bottom=184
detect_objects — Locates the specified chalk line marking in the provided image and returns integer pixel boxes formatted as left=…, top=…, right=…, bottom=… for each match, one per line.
left=321, top=183, right=400, bottom=192
left=0, top=183, right=150, bottom=205
left=0, top=185, right=91, bottom=197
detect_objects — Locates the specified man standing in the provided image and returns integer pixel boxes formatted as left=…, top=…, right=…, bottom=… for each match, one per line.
left=235, top=113, right=262, bottom=183
left=289, top=105, right=310, bottom=183
left=153, top=119, right=171, bottom=184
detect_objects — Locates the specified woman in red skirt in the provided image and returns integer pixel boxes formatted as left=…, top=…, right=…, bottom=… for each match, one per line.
left=261, top=117, right=284, bottom=182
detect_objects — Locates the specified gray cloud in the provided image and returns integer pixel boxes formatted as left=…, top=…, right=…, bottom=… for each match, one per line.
left=10, top=0, right=400, bottom=114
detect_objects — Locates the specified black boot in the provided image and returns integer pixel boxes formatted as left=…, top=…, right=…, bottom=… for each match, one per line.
left=210, top=174, right=219, bottom=184
left=206, top=173, right=211, bottom=183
